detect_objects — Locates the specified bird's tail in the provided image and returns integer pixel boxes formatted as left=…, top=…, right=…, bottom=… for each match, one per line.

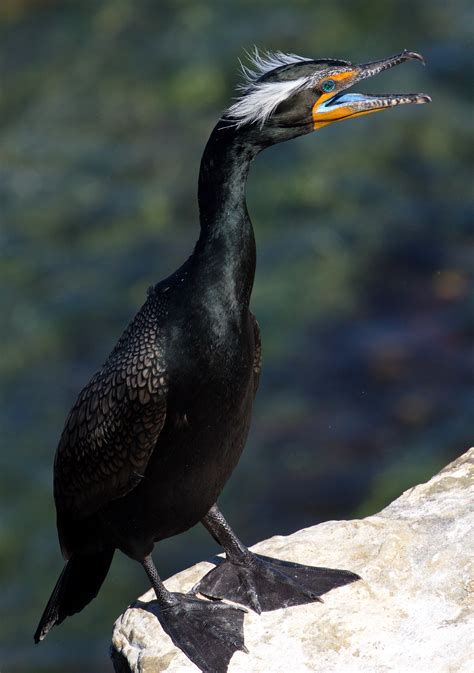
left=34, top=548, right=115, bottom=643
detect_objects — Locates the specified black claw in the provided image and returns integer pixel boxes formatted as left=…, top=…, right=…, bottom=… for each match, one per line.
left=404, top=49, right=426, bottom=65
left=234, top=604, right=248, bottom=613
left=310, top=593, right=324, bottom=603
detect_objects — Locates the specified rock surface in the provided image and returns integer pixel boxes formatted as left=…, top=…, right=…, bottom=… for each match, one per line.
left=111, top=448, right=474, bottom=673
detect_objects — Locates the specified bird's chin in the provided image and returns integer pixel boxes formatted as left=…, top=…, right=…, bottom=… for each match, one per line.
left=312, top=91, right=431, bottom=129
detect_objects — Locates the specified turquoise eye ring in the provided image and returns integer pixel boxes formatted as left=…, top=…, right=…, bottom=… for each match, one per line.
left=322, top=79, right=336, bottom=93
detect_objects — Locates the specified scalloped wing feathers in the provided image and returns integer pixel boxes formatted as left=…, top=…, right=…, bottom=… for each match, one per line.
left=54, top=297, right=168, bottom=522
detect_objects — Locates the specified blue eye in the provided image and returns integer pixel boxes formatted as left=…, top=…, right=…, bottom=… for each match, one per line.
left=322, top=79, right=336, bottom=93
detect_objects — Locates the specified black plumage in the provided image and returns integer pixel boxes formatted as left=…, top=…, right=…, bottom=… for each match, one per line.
left=35, top=49, right=430, bottom=673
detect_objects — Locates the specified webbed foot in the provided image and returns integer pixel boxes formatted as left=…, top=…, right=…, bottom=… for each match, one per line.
left=152, top=593, right=247, bottom=673
left=192, top=553, right=360, bottom=613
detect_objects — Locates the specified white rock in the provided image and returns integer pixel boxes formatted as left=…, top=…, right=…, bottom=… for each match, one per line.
left=111, top=448, right=474, bottom=673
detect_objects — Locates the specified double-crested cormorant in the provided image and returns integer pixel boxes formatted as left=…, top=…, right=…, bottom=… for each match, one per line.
left=35, top=49, right=430, bottom=672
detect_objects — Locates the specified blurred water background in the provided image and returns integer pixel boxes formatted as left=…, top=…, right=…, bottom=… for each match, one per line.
left=0, top=1, right=472, bottom=671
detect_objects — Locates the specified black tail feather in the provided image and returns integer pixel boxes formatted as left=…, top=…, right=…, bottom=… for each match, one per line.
left=34, top=548, right=114, bottom=643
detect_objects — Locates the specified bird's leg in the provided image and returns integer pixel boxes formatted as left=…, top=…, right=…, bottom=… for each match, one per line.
left=192, top=504, right=360, bottom=614
left=201, top=505, right=253, bottom=564
left=140, top=554, right=247, bottom=673
left=142, top=555, right=179, bottom=607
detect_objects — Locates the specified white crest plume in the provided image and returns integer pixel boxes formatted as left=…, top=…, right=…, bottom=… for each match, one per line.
left=227, top=47, right=314, bottom=128
left=239, top=47, right=313, bottom=84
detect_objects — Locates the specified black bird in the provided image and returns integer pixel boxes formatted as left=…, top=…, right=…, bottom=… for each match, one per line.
left=35, top=49, right=430, bottom=672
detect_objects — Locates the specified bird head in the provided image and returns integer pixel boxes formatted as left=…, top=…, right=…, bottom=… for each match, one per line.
left=226, top=49, right=431, bottom=144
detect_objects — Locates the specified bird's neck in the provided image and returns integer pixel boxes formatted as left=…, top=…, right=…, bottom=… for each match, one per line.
left=194, top=122, right=260, bottom=309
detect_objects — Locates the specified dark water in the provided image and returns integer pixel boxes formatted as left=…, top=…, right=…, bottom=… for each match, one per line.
left=1, top=2, right=472, bottom=671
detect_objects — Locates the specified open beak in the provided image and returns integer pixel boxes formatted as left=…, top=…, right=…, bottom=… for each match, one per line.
left=312, top=50, right=432, bottom=129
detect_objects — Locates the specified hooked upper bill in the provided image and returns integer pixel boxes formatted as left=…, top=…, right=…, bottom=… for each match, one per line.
left=227, top=48, right=431, bottom=129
